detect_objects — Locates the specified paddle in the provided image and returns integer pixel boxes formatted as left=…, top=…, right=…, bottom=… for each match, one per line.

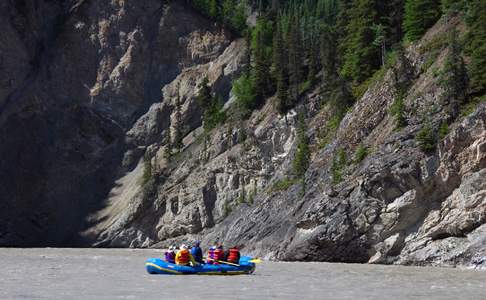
left=249, top=258, right=261, bottom=263
left=205, top=257, right=240, bottom=267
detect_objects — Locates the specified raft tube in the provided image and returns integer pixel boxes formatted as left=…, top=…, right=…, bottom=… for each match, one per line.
left=145, top=256, right=256, bottom=275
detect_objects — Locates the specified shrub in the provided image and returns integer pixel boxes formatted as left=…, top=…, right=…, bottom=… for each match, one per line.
left=140, top=153, right=152, bottom=186
left=438, top=122, right=449, bottom=140
left=298, top=80, right=312, bottom=95
left=354, top=145, right=369, bottom=164
left=390, top=93, right=407, bottom=129
left=416, top=122, right=437, bottom=152
left=331, top=148, right=347, bottom=184
left=223, top=201, right=232, bottom=217
left=203, top=96, right=226, bottom=131
left=272, top=178, right=298, bottom=192
left=233, top=73, right=256, bottom=117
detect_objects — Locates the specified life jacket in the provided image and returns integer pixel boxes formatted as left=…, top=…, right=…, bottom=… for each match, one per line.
left=214, top=248, right=225, bottom=261
left=208, top=248, right=215, bottom=259
left=227, top=248, right=240, bottom=264
left=164, top=251, right=175, bottom=263
left=177, top=249, right=190, bottom=265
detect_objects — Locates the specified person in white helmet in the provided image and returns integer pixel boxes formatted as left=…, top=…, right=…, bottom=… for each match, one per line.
left=164, top=245, right=176, bottom=264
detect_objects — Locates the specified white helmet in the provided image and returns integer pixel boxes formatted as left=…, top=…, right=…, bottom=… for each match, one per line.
left=180, top=244, right=188, bottom=250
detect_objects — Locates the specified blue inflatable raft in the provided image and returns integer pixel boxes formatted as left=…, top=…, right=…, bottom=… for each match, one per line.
left=145, top=256, right=256, bottom=275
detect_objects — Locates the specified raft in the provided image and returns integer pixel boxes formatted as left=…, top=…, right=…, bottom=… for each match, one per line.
left=145, top=256, right=256, bottom=275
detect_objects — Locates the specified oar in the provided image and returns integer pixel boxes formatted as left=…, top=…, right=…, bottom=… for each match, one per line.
left=249, top=258, right=261, bottom=263
left=204, top=257, right=240, bottom=267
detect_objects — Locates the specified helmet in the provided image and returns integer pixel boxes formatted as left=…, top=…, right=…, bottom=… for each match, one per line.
left=169, top=245, right=176, bottom=251
left=195, top=240, right=201, bottom=246
left=180, top=244, right=188, bottom=250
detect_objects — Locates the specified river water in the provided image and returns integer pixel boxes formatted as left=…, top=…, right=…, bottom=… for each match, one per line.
left=0, top=248, right=484, bottom=299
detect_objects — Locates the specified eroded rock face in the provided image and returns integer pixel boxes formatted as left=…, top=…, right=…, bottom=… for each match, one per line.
left=133, top=18, right=485, bottom=269
left=0, top=0, right=235, bottom=246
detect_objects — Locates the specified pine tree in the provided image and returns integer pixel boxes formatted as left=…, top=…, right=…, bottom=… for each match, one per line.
left=293, top=112, right=310, bottom=178
left=341, top=0, right=384, bottom=85
left=245, top=30, right=252, bottom=76
left=231, top=1, right=247, bottom=33
left=209, top=0, right=219, bottom=18
left=403, top=0, right=441, bottom=42
left=253, top=29, right=271, bottom=106
left=287, top=14, right=303, bottom=100
left=172, top=95, right=184, bottom=152
left=273, top=22, right=290, bottom=115
left=440, top=29, right=468, bottom=117
left=222, top=0, right=234, bottom=23
left=163, top=129, right=173, bottom=159
left=307, top=38, right=320, bottom=84
left=320, top=24, right=338, bottom=84
left=464, top=0, right=486, bottom=95
left=372, top=23, right=387, bottom=67
left=196, top=77, right=213, bottom=112
left=387, top=0, right=405, bottom=45
left=335, top=0, right=354, bottom=64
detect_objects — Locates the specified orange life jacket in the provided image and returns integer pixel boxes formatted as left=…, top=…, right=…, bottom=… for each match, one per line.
left=227, top=248, right=240, bottom=263
left=214, top=248, right=225, bottom=261
left=177, top=249, right=190, bottom=265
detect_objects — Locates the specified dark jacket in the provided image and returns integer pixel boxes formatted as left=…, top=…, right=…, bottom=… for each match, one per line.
left=191, top=246, right=203, bottom=263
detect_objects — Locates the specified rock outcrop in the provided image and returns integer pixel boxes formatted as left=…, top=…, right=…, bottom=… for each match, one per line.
left=0, top=0, right=237, bottom=246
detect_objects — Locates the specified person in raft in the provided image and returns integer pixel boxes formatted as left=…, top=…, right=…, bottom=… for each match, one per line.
left=164, top=245, right=176, bottom=264
left=207, top=243, right=226, bottom=264
left=206, top=245, right=217, bottom=264
left=226, top=246, right=241, bottom=264
left=175, top=244, right=198, bottom=266
left=191, top=241, right=203, bottom=264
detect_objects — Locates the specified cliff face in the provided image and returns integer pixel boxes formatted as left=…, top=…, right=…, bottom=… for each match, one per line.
left=0, top=0, right=237, bottom=246
left=1, top=2, right=484, bottom=269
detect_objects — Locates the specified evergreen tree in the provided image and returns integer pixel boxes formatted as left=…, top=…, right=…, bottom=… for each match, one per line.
left=196, top=76, right=213, bottom=112
left=163, top=129, right=173, bottom=159
left=233, top=73, right=256, bottom=117
left=441, top=0, right=467, bottom=14
left=341, top=0, right=385, bottom=85
left=464, top=0, right=486, bottom=95
left=335, top=0, right=353, bottom=65
left=372, top=23, right=387, bottom=67
left=245, top=30, right=252, bottom=76
left=320, top=24, right=338, bottom=84
left=172, top=95, right=184, bottom=152
left=253, top=29, right=272, bottom=106
left=209, top=0, right=219, bottom=18
left=287, top=14, right=304, bottom=100
left=273, top=22, right=290, bottom=115
left=231, top=2, right=248, bottom=33
left=307, top=39, right=320, bottom=84
left=403, top=0, right=441, bottom=42
left=141, top=152, right=153, bottom=186
left=440, top=29, right=468, bottom=117
left=293, top=112, right=310, bottom=178
left=387, top=0, right=405, bottom=45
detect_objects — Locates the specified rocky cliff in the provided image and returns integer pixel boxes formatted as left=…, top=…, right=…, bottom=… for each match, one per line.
left=0, top=0, right=237, bottom=246
left=0, top=1, right=484, bottom=269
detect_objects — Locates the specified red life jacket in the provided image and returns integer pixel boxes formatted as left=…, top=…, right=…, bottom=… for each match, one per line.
left=214, top=248, right=225, bottom=261
left=227, top=248, right=240, bottom=263
left=178, top=249, right=190, bottom=265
